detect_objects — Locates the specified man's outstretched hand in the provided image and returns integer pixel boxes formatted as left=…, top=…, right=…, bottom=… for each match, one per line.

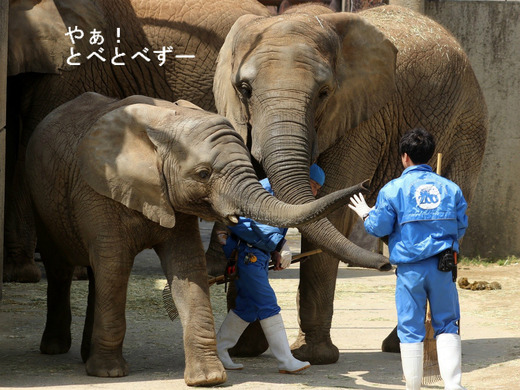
left=349, top=193, right=374, bottom=220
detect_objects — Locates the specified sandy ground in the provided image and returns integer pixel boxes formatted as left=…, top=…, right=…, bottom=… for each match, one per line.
left=1, top=221, right=519, bottom=390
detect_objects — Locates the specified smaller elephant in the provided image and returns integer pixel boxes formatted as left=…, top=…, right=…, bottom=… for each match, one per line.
left=25, top=92, right=369, bottom=386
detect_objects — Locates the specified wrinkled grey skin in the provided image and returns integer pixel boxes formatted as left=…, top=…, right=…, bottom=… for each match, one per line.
left=5, top=0, right=270, bottom=282
left=212, top=5, right=488, bottom=364
left=25, top=92, right=369, bottom=386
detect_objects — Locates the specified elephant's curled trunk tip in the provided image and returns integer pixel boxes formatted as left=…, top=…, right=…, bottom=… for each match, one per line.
left=339, top=252, right=392, bottom=272
left=378, top=262, right=393, bottom=272
left=360, top=179, right=371, bottom=192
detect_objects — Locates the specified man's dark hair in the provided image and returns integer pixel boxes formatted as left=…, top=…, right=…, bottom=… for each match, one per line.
left=399, top=127, right=435, bottom=164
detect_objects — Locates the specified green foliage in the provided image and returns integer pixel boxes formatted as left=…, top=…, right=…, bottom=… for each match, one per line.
left=459, top=255, right=519, bottom=267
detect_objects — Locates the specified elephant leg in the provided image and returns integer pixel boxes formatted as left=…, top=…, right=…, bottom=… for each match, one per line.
left=81, top=266, right=95, bottom=362
left=230, top=321, right=268, bottom=356
left=3, top=90, right=40, bottom=283
left=3, top=159, right=39, bottom=283
left=227, top=281, right=269, bottom=357
left=204, top=221, right=229, bottom=277
left=85, top=248, right=133, bottom=377
left=382, top=326, right=401, bottom=353
left=156, top=215, right=226, bottom=386
left=292, top=208, right=357, bottom=364
left=73, top=266, right=89, bottom=280
left=292, top=249, right=341, bottom=365
left=40, top=251, right=74, bottom=354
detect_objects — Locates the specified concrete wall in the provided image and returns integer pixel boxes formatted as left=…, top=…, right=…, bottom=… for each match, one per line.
left=424, top=1, right=520, bottom=258
left=0, top=0, right=8, bottom=299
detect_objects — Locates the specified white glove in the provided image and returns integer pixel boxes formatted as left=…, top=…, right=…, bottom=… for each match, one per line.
left=348, top=193, right=374, bottom=220
left=280, top=241, right=293, bottom=269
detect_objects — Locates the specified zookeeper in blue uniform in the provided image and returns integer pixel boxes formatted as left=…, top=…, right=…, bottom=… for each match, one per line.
left=349, top=128, right=468, bottom=390
left=215, top=164, right=326, bottom=374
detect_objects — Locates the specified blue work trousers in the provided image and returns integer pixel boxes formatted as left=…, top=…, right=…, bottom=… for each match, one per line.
left=396, top=256, right=460, bottom=343
left=233, top=250, right=280, bottom=323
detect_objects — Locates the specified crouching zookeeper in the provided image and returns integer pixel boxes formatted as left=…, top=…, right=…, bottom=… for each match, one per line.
left=215, top=163, right=326, bottom=374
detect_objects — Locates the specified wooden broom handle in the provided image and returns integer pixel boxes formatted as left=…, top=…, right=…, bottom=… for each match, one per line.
left=207, top=249, right=323, bottom=286
left=436, top=153, right=443, bottom=175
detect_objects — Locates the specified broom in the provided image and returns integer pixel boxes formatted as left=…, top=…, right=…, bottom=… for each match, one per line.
left=420, top=153, right=445, bottom=384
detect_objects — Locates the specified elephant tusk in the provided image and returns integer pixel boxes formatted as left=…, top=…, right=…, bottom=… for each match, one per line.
left=315, top=15, right=324, bottom=29
left=228, top=215, right=239, bottom=224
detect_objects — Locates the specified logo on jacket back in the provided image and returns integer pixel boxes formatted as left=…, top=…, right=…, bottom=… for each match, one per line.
left=415, top=184, right=441, bottom=209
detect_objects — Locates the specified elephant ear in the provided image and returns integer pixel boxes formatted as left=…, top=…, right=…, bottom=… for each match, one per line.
left=77, top=103, right=177, bottom=228
left=213, top=14, right=263, bottom=141
left=318, top=12, right=397, bottom=148
left=8, top=0, right=105, bottom=75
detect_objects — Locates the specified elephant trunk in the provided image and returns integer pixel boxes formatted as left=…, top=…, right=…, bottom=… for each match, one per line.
left=258, top=117, right=391, bottom=271
left=225, top=167, right=370, bottom=229
left=297, top=220, right=391, bottom=270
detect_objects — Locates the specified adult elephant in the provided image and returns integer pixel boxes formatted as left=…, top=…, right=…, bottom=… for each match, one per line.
left=212, top=4, right=488, bottom=364
left=26, top=92, right=370, bottom=385
left=4, top=0, right=271, bottom=282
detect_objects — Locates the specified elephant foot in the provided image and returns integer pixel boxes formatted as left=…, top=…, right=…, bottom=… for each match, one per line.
left=229, top=321, right=268, bottom=357
left=184, top=357, right=227, bottom=386
left=3, top=257, right=41, bottom=283
left=291, top=333, right=339, bottom=365
left=40, top=331, right=71, bottom=355
left=381, top=326, right=400, bottom=353
left=86, top=354, right=129, bottom=377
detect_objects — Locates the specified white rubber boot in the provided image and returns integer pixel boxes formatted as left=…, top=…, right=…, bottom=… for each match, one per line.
left=400, top=342, right=424, bottom=390
left=260, top=314, right=310, bottom=374
left=216, top=310, right=249, bottom=370
left=436, top=333, right=467, bottom=390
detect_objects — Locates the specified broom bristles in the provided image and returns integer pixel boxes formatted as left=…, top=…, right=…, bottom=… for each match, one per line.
left=423, top=302, right=442, bottom=384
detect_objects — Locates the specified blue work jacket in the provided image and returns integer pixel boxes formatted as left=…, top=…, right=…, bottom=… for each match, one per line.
left=364, top=164, right=468, bottom=264
left=223, top=178, right=287, bottom=261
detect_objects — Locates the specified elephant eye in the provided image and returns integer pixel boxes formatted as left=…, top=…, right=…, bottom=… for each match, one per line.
left=198, top=169, right=211, bottom=180
left=318, top=86, right=330, bottom=100
left=237, top=81, right=252, bottom=99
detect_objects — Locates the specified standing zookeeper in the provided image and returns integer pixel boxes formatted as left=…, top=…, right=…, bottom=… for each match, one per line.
left=349, top=128, right=468, bottom=390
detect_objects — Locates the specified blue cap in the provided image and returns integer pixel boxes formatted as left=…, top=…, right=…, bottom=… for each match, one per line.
left=310, top=164, right=325, bottom=186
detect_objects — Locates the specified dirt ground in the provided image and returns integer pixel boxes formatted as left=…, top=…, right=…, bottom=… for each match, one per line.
left=1, top=222, right=519, bottom=390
